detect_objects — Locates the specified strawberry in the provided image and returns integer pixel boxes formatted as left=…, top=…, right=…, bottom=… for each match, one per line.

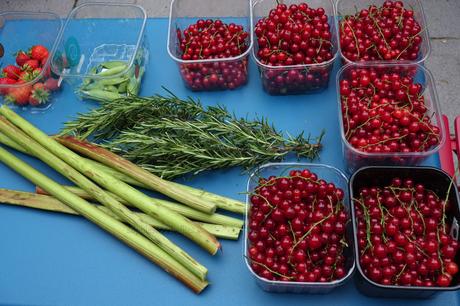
left=40, top=55, right=49, bottom=67
left=33, top=82, right=46, bottom=91
left=44, top=78, right=60, bottom=91
left=0, top=77, right=16, bottom=95
left=30, top=45, right=49, bottom=61
left=32, top=68, right=42, bottom=79
left=29, top=82, right=50, bottom=106
left=22, top=59, right=40, bottom=72
left=15, top=51, right=30, bottom=67
left=18, top=71, right=33, bottom=82
left=5, top=82, right=32, bottom=106
left=2, top=65, right=21, bottom=80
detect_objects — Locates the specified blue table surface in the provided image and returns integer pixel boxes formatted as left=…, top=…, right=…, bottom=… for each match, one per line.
left=0, top=18, right=454, bottom=306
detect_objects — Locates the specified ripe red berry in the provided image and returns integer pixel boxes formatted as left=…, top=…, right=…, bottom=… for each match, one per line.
left=178, top=19, right=249, bottom=91
left=255, top=3, right=333, bottom=94
left=248, top=168, right=350, bottom=282
left=354, top=177, right=459, bottom=287
left=340, top=2, right=423, bottom=62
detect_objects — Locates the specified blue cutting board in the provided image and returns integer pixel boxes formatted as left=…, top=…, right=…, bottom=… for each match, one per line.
left=0, top=18, right=453, bottom=306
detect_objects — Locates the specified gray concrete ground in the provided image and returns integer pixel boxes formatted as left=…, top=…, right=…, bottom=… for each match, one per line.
left=0, top=0, right=459, bottom=130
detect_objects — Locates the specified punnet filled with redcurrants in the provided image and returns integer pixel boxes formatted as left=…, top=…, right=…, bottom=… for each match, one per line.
left=244, top=163, right=355, bottom=293
left=335, top=0, right=430, bottom=64
left=167, top=0, right=252, bottom=91
left=337, top=63, right=444, bottom=172
left=350, top=167, right=460, bottom=298
left=251, top=0, right=337, bottom=95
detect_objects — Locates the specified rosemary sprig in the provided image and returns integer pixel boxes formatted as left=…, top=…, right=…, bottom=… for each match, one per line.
left=61, top=93, right=324, bottom=179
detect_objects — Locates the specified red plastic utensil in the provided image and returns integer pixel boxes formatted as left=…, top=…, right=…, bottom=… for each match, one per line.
left=439, top=115, right=460, bottom=189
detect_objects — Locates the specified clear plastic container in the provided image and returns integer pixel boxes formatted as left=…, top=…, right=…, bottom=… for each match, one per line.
left=350, top=166, right=460, bottom=298
left=51, top=3, right=148, bottom=100
left=251, top=0, right=337, bottom=95
left=337, top=62, right=445, bottom=173
left=167, top=0, right=253, bottom=91
left=334, top=0, right=431, bottom=65
left=243, top=163, right=355, bottom=293
left=0, top=11, right=63, bottom=111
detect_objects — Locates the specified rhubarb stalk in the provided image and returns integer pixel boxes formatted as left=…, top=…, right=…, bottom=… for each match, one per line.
left=0, top=132, right=245, bottom=215
left=0, top=147, right=208, bottom=293
left=56, top=136, right=245, bottom=214
left=36, top=186, right=244, bottom=228
left=55, top=136, right=217, bottom=214
left=0, top=105, right=220, bottom=255
left=0, top=116, right=208, bottom=280
left=0, top=189, right=241, bottom=240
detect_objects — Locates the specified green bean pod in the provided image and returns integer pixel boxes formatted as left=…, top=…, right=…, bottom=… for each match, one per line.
left=79, top=89, right=124, bottom=102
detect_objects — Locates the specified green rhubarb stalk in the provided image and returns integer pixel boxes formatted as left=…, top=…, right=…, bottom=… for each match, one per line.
left=0, top=116, right=208, bottom=280
left=0, top=189, right=241, bottom=240
left=56, top=136, right=216, bottom=214
left=36, top=185, right=244, bottom=228
left=56, top=136, right=245, bottom=214
left=0, top=132, right=246, bottom=215
left=0, top=147, right=208, bottom=293
left=83, top=159, right=246, bottom=214
left=0, top=105, right=220, bottom=255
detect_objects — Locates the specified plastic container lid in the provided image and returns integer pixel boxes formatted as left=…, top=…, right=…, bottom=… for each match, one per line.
left=50, top=2, right=147, bottom=80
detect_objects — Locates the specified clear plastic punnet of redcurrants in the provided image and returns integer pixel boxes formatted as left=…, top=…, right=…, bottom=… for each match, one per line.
left=251, top=0, right=337, bottom=95
left=335, top=0, right=431, bottom=65
left=336, top=62, right=445, bottom=173
left=350, top=167, right=460, bottom=298
left=244, top=163, right=356, bottom=293
left=167, top=0, right=253, bottom=91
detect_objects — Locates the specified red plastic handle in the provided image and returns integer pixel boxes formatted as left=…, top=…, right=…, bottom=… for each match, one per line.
left=439, top=115, right=456, bottom=177
left=454, top=116, right=460, bottom=161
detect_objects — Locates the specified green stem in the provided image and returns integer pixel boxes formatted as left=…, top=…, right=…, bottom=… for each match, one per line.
left=0, top=189, right=240, bottom=240
left=58, top=136, right=245, bottom=215
left=0, top=147, right=208, bottom=293
left=0, top=116, right=208, bottom=280
left=0, top=132, right=246, bottom=216
left=56, top=136, right=216, bottom=214
left=0, top=105, right=220, bottom=255
left=36, top=186, right=243, bottom=228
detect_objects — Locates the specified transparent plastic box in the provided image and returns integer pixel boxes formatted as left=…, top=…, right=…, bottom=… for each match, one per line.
left=0, top=11, right=62, bottom=111
left=51, top=3, right=148, bottom=100
left=334, top=0, right=431, bottom=65
left=337, top=62, right=445, bottom=174
left=243, top=163, right=355, bottom=293
left=251, top=0, right=337, bottom=95
left=350, top=166, right=460, bottom=298
left=167, top=0, right=253, bottom=91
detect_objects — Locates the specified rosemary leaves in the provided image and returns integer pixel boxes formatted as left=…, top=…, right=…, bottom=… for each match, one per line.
left=61, top=93, right=324, bottom=179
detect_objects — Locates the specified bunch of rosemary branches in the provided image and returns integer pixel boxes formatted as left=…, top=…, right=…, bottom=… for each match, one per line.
left=61, top=93, right=324, bottom=179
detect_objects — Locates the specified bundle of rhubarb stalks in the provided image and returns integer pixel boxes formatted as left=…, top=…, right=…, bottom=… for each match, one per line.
left=0, top=105, right=245, bottom=293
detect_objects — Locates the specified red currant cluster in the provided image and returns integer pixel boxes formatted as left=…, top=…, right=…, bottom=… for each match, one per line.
left=339, top=1, right=423, bottom=62
left=177, top=19, right=250, bottom=91
left=247, top=169, right=350, bottom=282
left=254, top=3, right=334, bottom=94
left=354, top=177, right=459, bottom=287
left=340, top=67, right=440, bottom=155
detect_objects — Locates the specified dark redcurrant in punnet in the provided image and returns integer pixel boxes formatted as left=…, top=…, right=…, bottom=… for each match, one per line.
left=177, top=19, right=250, bottom=91
left=254, top=3, right=334, bottom=95
left=354, top=177, right=459, bottom=287
left=339, top=1, right=423, bottom=62
left=247, top=169, right=350, bottom=282
left=340, top=66, right=441, bottom=155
